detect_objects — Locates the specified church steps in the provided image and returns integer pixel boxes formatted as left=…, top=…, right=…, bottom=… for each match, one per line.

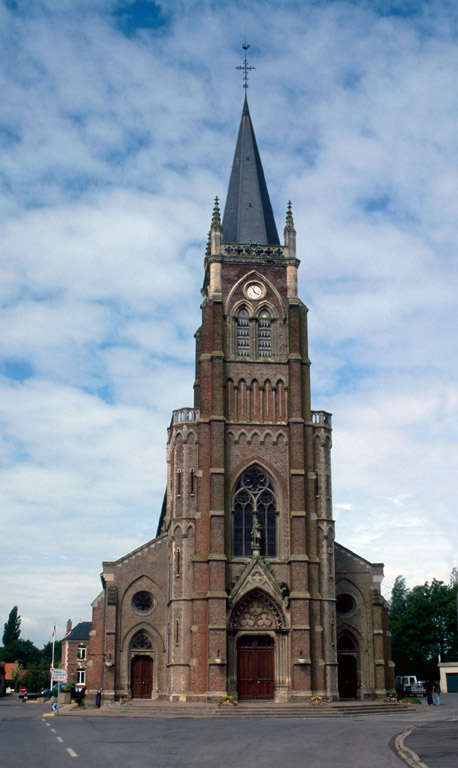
left=100, top=701, right=415, bottom=718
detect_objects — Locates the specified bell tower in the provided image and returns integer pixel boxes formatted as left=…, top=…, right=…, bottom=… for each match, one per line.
left=88, top=51, right=393, bottom=706
left=164, top=85, right=338, bottom=701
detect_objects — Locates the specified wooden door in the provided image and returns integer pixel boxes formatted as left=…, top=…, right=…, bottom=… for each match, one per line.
left=131, top=655, right=153, bottom=699
left=237, top=636, right=274, bottom=700
left=338, top=654, right=357, bottom=699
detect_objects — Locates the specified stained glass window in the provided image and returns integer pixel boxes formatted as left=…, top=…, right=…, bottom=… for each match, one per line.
left=233, top=466, right=277, bottom=557
left=132, top=591, right=153, bottom=613
left=336, top=594, right=356, bottom=617
left=132, top=632, right=152, bottom=650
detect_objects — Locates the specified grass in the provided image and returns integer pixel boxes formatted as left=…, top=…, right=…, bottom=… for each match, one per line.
left=400, top=696, right=422, bottom=704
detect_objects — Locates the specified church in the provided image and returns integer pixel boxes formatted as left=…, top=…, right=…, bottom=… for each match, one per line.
left=85, top=90, right=394, bottom=705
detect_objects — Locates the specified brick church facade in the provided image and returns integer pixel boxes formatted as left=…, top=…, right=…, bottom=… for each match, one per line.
left=86, top=96, right=394, bottom=705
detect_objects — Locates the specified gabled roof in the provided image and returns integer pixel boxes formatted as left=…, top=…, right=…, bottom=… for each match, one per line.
left=63, top=621, right=92, bottom=642
left=335, top=541, right=384, bottom=569
left=155, top=489, right=167, bottom=537
left=228, top=556, right=287, bottom=608
left=222, top=96, right=279, bottom=245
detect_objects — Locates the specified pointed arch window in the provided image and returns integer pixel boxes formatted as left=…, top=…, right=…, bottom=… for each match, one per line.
left=131, top=632, right=152, bottom=650
left=258, top=309, right=271, bottom=357
left=232, top=466, right=277, bottom=557
left=337, top=633, right=357, bottom=652
left=237, top=307, right=250, bottom=356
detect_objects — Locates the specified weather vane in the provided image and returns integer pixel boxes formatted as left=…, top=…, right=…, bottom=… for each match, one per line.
left=236, top=41, right=255, bottom=89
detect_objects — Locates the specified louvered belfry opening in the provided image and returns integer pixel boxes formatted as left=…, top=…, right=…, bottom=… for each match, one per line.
left=258, top=309, right=271, bottom=357
left=237, top=307, right=250, bottom=356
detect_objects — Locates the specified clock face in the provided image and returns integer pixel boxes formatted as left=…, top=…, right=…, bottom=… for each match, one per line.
left=246, top=283, right=263, bottom=299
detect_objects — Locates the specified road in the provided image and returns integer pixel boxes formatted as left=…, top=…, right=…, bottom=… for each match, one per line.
left=1, top=695, right=457, bottom=768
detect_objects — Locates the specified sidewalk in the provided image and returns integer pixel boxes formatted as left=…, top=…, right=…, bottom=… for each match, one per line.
left=395, top=694, right=458, bottom=768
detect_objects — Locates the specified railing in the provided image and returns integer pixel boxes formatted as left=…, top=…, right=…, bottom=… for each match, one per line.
left=222, top=243, right=288, bottom=259
left=311, top=411, right=332, bottom=427
left=172, top=408, right=200, bottom=425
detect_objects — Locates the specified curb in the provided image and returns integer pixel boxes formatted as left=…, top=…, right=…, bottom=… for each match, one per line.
left=393, top=728, right=430, bottom=768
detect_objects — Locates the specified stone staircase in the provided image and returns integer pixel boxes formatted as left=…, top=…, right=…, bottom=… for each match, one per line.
left=102, top=700, right=417, bottom=719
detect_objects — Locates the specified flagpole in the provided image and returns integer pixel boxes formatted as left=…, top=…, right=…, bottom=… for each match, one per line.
left=51, top=623, right=56, bottom=685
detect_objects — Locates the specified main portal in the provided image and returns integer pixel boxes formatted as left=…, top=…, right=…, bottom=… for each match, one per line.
left=237, top=635, right=274, bottom=700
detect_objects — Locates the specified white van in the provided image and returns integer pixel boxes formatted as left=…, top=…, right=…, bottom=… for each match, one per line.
left=395, top=675, right=424, bottom=696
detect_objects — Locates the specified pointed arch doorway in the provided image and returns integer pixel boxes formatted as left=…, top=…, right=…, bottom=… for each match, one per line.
left=131, top=655, right=153, bottom=699
left=237, top=635, right=275, bottom=700
left=337, top=632, right=358, bottom=699
left=228, top=588, right=289, bottom=702
left=129, top=631, right=154, bottom=699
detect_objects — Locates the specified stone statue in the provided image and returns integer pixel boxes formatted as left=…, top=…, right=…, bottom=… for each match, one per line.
left=251, top=513, right=262, bottom=554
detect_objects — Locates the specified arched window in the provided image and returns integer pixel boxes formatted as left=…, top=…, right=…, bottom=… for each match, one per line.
left=237, top=307, right=250, bottom=356
left=258, top=309, right=271, bottom=357
left=131, top=632, right=152, bottom=650
left=337, top=633, right=356, bottom=652
left=233, top=466, right=277, bottom=557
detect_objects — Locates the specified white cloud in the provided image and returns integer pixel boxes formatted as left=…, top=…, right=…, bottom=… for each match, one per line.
left=1, top=0, right=458, bottom=645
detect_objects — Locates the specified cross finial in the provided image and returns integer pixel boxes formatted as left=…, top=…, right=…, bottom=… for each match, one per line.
left=285, top=201, right=295, bottom=230
left=211, top=196, right=222, bottom=231
left=236, top=41, right=255, bottom=89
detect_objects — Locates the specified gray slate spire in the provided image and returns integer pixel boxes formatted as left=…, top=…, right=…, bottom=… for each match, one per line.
left=222, top=96, right=280, bottom=245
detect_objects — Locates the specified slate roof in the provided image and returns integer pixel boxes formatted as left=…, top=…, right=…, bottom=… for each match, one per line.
left=63, top=621, right=92, bottom=642
left=222, top=96, right=279, bottom=245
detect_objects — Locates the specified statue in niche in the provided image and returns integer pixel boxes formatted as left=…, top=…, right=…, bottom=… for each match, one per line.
left=251, top=513, right=262, bottom=555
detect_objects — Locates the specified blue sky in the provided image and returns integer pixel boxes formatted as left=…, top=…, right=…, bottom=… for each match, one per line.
left=1, top=0, right=457, bottom=646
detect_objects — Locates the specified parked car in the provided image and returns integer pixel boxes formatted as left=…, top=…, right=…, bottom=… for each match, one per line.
left=395, top=675, right=424, bottom=696
left=41, top=682, right=76, bottom=697
left=417, top=680, right=427, bottom=697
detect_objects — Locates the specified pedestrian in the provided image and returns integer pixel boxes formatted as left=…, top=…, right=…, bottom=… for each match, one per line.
left=425, top=679, right=433, bottom=705
left=434, top=681, right=441, bottom=705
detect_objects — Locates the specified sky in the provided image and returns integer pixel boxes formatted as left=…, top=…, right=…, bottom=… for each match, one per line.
left=1, top=0, right=457, bottom=648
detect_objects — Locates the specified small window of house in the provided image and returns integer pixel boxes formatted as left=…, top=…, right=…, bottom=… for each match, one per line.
left=76, top=669, right=86, bottom=686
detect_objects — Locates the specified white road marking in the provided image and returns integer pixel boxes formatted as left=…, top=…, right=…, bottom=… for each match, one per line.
left=56, top=737, right=64, bottom=743
left=66, top=748, right=78, bottom=758
left=50, top=728, right=56, bottom=733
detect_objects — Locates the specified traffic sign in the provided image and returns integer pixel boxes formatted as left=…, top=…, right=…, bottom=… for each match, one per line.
left=19, top=686, right=27, bottom=694
left=51, top=669, right=67, bottom=682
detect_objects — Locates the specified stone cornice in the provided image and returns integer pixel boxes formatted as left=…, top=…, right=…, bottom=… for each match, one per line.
left=205, top=243, right=299, bottom=268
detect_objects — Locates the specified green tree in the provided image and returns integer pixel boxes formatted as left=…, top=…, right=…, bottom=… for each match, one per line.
left=389, top=576, right=411, bottom=673
left=10, top=663, right=23, bottom=692
left=20, top=641, right=62, bottom=692
left=389, top=576, right=458, bottom=679
left=389, top=576, right=408, bottom=624
left=2, top=606, right=21, bottom=646
left=0, top=638, right=41, bottom=666
left=42, top=640, right=61, bottom=667
left=21, top=659, right=52, bottom=693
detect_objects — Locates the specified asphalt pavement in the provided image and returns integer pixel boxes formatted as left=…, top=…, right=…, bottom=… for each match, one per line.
left=1, top=693, right=457, bottom=768
left=397, top=696, right=458, bottom=768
